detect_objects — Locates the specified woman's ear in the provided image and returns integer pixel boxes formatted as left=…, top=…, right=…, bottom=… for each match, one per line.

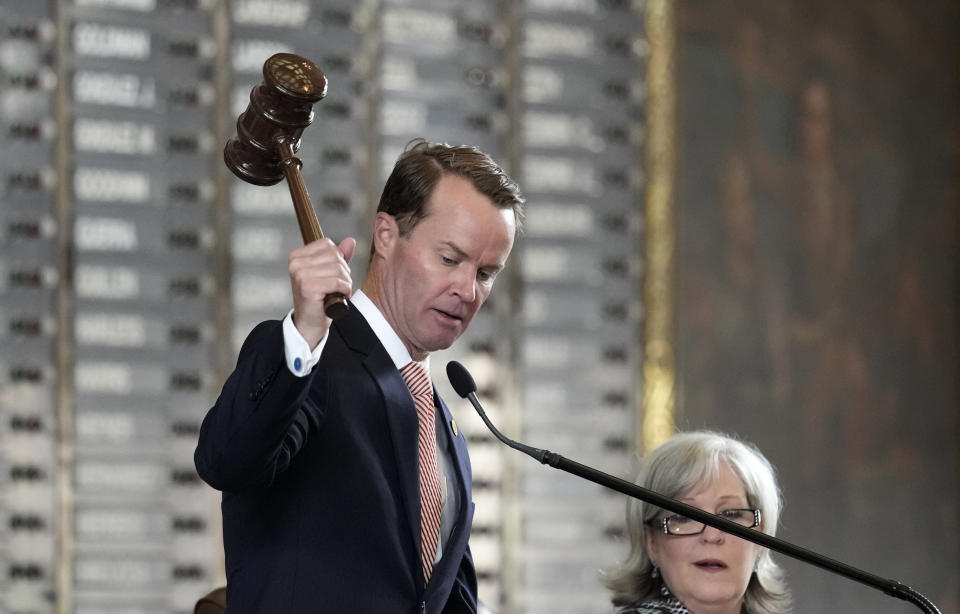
left=644, top=528, right=659, bottom=564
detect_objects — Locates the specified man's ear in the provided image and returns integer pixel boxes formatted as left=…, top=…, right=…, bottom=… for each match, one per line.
left=372, top=212, right=399, bottom=256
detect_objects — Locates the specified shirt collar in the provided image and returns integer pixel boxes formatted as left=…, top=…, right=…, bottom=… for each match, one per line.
left=351, top=289, right=429, bottom=373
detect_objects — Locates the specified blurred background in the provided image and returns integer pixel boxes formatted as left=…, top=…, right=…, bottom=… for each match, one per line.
left=0, top=0, right=955, bottom=613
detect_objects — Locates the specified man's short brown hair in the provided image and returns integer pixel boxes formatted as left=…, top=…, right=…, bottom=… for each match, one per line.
left=376, top=139, right=525, bottom=240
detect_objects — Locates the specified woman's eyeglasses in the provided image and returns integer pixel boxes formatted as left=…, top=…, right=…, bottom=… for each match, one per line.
left=649, top=508, right=761, bottom=536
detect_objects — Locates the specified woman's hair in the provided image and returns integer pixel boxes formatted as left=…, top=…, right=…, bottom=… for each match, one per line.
left=376, top=138, right=525, bottom=238
left=604, top=430, right=791, bottom=614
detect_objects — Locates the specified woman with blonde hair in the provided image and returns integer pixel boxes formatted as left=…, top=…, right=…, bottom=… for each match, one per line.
left=605, top=430, right=791, bottom=614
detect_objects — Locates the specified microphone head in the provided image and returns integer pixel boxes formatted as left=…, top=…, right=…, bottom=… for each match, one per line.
left=446, top=361, right=477, bottom=398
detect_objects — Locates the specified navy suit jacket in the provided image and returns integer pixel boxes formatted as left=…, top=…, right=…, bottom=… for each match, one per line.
left=194, top=305, right=478, bottom=613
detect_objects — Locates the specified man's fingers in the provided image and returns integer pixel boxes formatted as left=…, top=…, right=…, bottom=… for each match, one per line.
left=294, top=278, right=352, bottom=305
left=290, top=237, right=357, bottom=270
left=288, top=237, right=354, bottom=334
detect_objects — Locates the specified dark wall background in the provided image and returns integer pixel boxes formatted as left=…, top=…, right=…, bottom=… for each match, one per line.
left=672, top=2, right=959, bottom=612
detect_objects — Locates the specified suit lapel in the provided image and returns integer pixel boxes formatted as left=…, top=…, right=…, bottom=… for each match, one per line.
left=335, top=305, right=476, bottom=592
left=425, top=391, right=475, bottom=594
left=374, top=355, right=423, bottom=568
left=435, top=391, right=471, bottom=510
left=334, top=305, right=424, bottom=575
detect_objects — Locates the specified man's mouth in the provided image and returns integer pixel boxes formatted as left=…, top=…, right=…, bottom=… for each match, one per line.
left=434, top=308, right=462, bottom=321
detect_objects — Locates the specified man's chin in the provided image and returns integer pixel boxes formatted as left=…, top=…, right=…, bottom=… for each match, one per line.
left=431, top=337, right=457, bottom=352
left=421, top=332, right=460, bottom=354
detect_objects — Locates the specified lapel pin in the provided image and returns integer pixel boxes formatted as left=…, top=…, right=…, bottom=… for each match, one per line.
left=450, top=418, right=459, bottom=437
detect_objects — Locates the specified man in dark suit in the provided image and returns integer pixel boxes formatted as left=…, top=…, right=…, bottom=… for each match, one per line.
left=194, top=139, right=524, bottom=613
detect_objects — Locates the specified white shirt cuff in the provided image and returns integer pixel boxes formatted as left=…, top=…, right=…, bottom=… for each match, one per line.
left=282, top=309, right=327, bottom=377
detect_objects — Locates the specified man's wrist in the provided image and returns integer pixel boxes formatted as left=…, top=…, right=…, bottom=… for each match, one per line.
left=290, top=311, right=327, bottom=351
left=282, top=309, right=327, bottom=376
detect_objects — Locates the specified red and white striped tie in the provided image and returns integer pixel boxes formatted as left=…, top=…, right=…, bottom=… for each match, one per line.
left=399, top=361, right=444, bottom=582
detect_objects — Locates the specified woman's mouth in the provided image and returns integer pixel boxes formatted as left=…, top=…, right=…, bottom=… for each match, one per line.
left=694, top=559, right=728, bottom=570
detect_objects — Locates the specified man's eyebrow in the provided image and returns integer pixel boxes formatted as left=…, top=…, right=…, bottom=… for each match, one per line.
left=441, top=241, right=506, bottom=272
left=441, top=241, right=468, bottom=259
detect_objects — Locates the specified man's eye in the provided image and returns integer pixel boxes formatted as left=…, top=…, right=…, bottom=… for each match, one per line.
left=441, top=256, right=456, bottom=265
left=478, top=270, right=493, bottom=282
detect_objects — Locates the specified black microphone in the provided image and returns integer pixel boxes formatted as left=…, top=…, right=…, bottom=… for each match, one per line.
left=447, top=360, right=552, bottom=464
left=446, top=360, right=942, bottom=614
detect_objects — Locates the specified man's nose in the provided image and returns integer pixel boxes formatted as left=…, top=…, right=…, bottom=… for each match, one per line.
left=452, top=268, right=477, bottom=302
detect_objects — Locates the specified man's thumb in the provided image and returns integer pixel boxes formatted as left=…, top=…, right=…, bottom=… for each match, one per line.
left=339, top=236, right=357, bottom=264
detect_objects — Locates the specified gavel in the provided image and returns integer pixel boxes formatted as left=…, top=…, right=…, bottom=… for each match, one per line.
left=224, top=52, right=348, bottom=319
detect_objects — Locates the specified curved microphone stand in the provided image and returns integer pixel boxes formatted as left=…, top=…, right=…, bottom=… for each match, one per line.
left=445, top=360, right=941, bottom=614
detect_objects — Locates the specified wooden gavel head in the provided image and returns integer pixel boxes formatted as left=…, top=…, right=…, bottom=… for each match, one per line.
left=224, top=53, right=349, bottom=320
left=224, top=53, right=328, bottom=186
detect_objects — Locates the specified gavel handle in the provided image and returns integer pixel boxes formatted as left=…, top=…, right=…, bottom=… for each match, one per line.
left=277, top=140, right=349, bottom=320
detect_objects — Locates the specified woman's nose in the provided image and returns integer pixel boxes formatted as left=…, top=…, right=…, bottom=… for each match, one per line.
left=701, top=524, right=726, bottom=543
